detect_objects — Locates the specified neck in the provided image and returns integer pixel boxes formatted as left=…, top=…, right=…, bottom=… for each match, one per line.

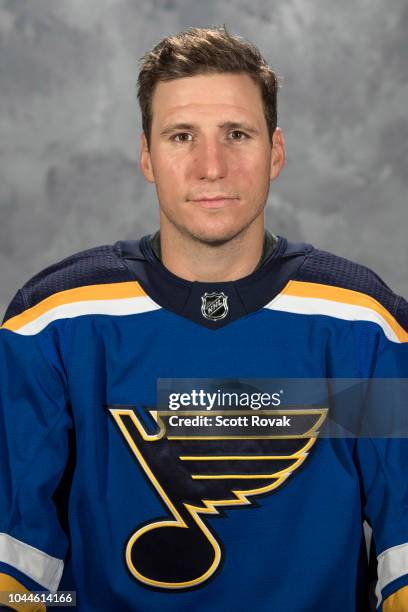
left=159, top=216, right=265, bottom=283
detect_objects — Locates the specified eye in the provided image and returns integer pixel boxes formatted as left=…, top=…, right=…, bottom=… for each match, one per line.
left=172, top=133, right=193, bottom=143
left=229, top=130, right=249, bottom=141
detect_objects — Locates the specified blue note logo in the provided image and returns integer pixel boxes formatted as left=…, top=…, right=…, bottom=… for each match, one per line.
left=201, top=292, right=228, bottom=321
left=108, top=400, right=327, bottom=591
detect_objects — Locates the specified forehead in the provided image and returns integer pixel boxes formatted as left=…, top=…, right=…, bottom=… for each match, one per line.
left=151, top=73, right=264, bottom=126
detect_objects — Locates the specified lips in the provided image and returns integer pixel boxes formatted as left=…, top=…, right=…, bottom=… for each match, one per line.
left=191, top=197, right=238, bottom=209
left=192, top=194, right=236, bottom=201
left=193, top=196, right=234, bottom=201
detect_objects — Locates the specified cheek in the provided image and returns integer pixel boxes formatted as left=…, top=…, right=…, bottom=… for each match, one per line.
left=236, top=161, right=264, bottom=190
left=236, top=156, right=271, bottom=206
left=234, top=150, right=268, bottom=177
left=153, top=159, right=184, bottom=199
left=155, top=156, right=181, bottom=179
left=153, top=159, right=185, bottom=208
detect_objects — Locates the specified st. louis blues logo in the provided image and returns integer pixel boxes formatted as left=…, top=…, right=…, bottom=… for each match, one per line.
left=108, top=400, right=327, bottom=591
left=201, top=292, right=228, bottom=321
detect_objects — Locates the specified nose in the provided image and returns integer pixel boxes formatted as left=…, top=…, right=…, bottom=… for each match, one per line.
left=194, top=137, right=228, bottom=181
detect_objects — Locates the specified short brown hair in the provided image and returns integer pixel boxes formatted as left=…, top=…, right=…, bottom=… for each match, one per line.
left=137, top=25, right=280, bottom=150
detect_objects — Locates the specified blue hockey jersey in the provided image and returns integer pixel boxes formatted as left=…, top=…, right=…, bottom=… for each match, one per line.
left=0, top=234, right=407, bottom=611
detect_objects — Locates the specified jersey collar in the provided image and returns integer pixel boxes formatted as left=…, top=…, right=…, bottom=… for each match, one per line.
left=116, top=234, right=311, bottom=330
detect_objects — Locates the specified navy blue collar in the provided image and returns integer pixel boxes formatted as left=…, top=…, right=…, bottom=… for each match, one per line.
left=116, top=234, right=312, bottom=330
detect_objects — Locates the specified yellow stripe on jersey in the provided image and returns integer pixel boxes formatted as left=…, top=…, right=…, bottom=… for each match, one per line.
left=1, top=281, right=160, bottom=335
left=266, top=280, right=408, bottom=343
left=0, top=572, right=46, bottom=611
left=383, top=584, right=408, bottom=611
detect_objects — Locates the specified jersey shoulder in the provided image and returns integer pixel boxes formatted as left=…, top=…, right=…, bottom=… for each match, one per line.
left=296, top=245, right=408, bottom=330
left=2, top=242, right=134, bottom=324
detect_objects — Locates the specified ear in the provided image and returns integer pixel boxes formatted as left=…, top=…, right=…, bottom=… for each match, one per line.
left=139, top=132, right=155, bottom=183
left=270, top=127, right=286, bottom=182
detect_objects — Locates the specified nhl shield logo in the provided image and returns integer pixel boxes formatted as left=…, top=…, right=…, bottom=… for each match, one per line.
left=201, top=292, right=229, bottom=321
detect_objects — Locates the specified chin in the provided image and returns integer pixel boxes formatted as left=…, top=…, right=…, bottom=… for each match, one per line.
left=187, top=224, right=245, bottom=246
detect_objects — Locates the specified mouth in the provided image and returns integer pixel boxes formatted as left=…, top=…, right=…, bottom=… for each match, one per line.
left=190, top=197, right=239, bottom=209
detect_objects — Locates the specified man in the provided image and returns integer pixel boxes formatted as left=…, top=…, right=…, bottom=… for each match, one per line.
left=0, top=25, right=407, bottom=612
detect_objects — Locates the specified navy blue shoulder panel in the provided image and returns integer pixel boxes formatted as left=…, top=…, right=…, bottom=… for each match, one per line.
left=396, top=296, right=408, bottom=332
left=2, top=289, right=26, bottom=324
left=296, top=246, right=406, bottom=326
left=2, top=244, right=132, bottom=324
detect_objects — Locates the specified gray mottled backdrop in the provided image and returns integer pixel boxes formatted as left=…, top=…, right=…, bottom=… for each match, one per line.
left=1, top=0, right=407, bottom=315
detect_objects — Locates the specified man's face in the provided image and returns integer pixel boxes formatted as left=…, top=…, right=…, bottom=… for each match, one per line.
left=140, top=72, right=285, bottom=244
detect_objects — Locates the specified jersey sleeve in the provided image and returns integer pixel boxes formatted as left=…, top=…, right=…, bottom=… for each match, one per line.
left=353, top=296, right=408, bottom=611
left=0, top=290, right=72, bottom=611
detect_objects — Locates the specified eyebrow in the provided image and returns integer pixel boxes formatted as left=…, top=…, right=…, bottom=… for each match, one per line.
left=159, top=121, right=260, bottom=136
